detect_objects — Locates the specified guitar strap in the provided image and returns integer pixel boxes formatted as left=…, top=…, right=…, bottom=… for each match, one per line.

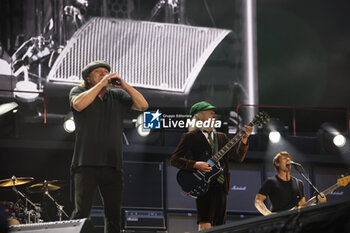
left=292, top=177, right=302, bottom=205
left=213, top=132, right=218, bottom=155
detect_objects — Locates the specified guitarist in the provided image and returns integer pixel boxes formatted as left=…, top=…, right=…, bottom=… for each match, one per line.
left=171, top=101, right=252, bottom=231
left=254, top=151, right=326, bottom=216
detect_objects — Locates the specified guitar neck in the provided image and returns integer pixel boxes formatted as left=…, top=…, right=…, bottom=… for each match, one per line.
left=302, top=183, right=340, bottom=207
left=211, top=122, right=253, bottom=163
left=322, top=183, right=341, bottom=196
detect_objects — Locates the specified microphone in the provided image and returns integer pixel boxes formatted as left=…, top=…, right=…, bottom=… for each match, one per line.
left=290, top=161, right=302, bottom=167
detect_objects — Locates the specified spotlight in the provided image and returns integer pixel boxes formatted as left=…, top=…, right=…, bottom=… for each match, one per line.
left=333, top=134, right=346, bottom=148
left=318, top=122, right=348, bottom=153
left=269, top=131, right=281, bottom=143
left=63, top=112, right=75, bottom=133
left=137, top=125, right=151, bottom=137
left=263, top=118, right=286, bottom=144
left=135, top=114, right=150, bottom=137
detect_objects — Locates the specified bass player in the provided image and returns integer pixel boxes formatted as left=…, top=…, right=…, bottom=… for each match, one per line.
left=254, top=151, right=327, bottom=215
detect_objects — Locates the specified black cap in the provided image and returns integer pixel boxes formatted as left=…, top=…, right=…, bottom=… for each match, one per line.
left=81, top=60, right=110, bottom=80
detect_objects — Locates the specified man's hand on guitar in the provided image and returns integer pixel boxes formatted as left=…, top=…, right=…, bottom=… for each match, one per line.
left=241, top=125, right=253, bottom=144
left=194, top=162, right=212, bottom=172
left=317, top=192, right=327, bottom=203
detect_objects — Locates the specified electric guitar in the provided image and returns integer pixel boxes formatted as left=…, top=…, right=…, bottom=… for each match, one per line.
left=176, top=111, right=270, bottom=198
left=300, top=175, right=350, bottom=207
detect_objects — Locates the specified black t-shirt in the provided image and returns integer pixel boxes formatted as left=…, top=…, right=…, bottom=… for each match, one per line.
left=69, top=86, right=133, bottom=171
left=258, top=175, right=305, bottom=212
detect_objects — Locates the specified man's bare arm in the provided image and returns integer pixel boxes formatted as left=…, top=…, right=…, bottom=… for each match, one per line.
left=255, top=194, right=273, bottom=216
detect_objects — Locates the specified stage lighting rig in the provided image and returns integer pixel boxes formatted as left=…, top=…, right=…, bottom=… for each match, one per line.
left=63, top=112, right=75, bottom=133
left=263, top=118, right=287, bottom=144
left=318, top=122, right=348, bottom=153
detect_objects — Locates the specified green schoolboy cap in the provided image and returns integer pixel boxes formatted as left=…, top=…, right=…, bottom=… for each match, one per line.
left=190, top=101, right=216, bottom=117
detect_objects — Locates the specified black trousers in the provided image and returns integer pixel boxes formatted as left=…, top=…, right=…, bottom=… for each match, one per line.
left=71, top=166, right=123, bottom=233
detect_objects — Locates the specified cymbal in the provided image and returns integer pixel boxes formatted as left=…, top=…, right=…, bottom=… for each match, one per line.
left=0, top=177, right=34, bottom=187
left=26, top=180, right=63, bottom=193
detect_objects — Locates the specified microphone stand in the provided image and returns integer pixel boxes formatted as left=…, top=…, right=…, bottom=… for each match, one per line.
left=293, top=164, right=324, bottom=201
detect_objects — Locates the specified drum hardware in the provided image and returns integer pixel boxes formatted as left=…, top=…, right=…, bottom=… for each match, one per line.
left=0, top=176, right=42, bottom=224
left=27, top=180, right=68, bottom=221
left=0, top=177, right=69, bottom=223
left=13, top=199, right=43, bottom=224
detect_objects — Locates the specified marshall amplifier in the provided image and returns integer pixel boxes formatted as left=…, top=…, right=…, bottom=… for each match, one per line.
left=314, top=166, right=350, bottom=202
left=165, top=164, right=196, bottom=211
left=92, top=161, right=164, bottom=209
left=90, top=207, right=104, bottom=233
left=227, top=163, right=262, bottom=213
left=9, top=218, right=94, bottom=233
left=123, top=210, right=166, bottom=231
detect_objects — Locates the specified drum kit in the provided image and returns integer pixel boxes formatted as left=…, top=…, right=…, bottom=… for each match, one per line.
left=0, top=176, right=68, bottom=226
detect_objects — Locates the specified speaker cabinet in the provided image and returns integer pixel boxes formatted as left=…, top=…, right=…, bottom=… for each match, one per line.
left=91, top=209, right=167, bottom=232
left=123, top=161, right=164, bottom=209
left=123, top=210, right=166, bottom=231
left=314, top=166, right=350, bottom=202
left=93, top=161, right=164, bottom=209
left=167, top=213, right=197, bottom=233
left=166, top=162, right=263, bottom=213
left=166, top=164, right=196, bottom=211
left=227, top=163, right=262, bottom=213
left=9, top=218, right=94, bottom=233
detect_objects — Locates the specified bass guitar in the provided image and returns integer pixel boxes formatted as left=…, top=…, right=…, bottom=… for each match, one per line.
left=300, top=175, right=350, bottom=207
left=176, top=111, right=270, bottom=198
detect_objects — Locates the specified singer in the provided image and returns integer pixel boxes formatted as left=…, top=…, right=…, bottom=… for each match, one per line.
left=254, top=151, right=305, bottom=215
left=69, top=60, right=148, bottom=232
left=254, top=151, right=326, bottom=215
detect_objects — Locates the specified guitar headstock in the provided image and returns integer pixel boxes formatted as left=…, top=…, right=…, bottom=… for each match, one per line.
left=337, top=175, right=350, bottom=187
left=251, top=111, right=270, bottom=127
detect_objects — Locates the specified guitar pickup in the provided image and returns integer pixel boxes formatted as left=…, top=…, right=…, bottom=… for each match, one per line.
left=193, top=171, right=203, bottom=180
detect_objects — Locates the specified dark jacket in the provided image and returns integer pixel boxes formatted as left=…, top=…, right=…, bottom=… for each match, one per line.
left=170, top=129, right=249, bottom=194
